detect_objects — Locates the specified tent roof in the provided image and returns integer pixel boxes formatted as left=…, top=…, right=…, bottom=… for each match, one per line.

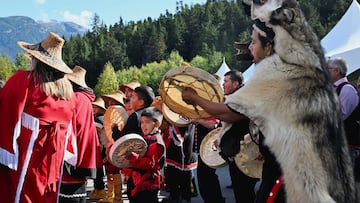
left=321, top=0, right=360, bottom=74
left=215, top=58, right=231, bottom=86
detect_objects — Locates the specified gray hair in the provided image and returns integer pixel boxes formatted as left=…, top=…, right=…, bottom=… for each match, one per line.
left=327, top=57, right=348, bottom=77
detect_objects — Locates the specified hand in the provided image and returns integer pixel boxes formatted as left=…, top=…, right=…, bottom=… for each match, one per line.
left=182, top=87, right=198, bottom=105
left=191, top=119, right=200, bottom=124
left=129, top=152, right=139, bottom=161
left=213, top=138, right=220, bottom=149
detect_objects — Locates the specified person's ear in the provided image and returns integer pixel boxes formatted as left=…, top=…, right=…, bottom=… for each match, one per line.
left=155, top=120, right=162, bottom=128
left=265, top=43, right=272, bottom=56
left=138, top=99, right=145, bottom=107
left=233, top=81, right=240, bottom=88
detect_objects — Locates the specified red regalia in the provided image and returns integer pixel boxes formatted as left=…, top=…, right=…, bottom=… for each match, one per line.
left=62, top=90, right=102, bottom=182
left=0, top=70, right=76, bottom=203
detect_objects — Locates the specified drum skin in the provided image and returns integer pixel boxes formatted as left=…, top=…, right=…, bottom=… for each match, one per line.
left=109, top=133, right=147, bottom=168
left=200, top=127, right=227, bottom=168
left=234, top=134, right=263, bottom=178
left=102, top=105, right=129, bottom=147
left=159, top=66, right=224, bottom=119
left=162, top=102, right=191, bottom=127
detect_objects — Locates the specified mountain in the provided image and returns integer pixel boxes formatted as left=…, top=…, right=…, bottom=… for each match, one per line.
left=0, top=16, right=88, bottom=60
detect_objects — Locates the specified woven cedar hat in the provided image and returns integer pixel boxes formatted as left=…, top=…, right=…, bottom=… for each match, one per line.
left=119, top=80, right=141, bottom=92
left=66, top=66, right=88, bottom=88
left=102, top=91, right=126, bottom=106
left=17, top=32, right=72, bottom=74
left=92, top=97, right=106, bottom=110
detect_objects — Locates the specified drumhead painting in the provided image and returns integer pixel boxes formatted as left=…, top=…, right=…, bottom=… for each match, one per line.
left=103, top=105, right=129, bottom=146
left=109, top=133, right=147, bottom=168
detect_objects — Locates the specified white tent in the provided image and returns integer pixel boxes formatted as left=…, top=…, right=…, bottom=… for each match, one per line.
left=215, top=57, right=231, bottom=86
left=243, top=0, right=360, bottom=81
left=321, top=0, right=360, bottom=75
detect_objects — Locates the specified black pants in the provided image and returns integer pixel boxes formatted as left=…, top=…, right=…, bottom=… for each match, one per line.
left=197, top=156, right=225, bottom=203
left=59, top=183, right=86, bottom=203
left=229, top=161, right=258, bottom=203
left=132, top=190, right=158, bottom=203
left=93, top=166, right=105, bottom=190
left=166, top=165, right=192, bottom=201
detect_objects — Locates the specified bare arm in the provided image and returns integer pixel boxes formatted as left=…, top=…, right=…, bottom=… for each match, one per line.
left=182, top=87, right=245, bottom=122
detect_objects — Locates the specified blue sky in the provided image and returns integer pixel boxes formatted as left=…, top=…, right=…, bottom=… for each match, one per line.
left=0, top=0, right=207, bottom=29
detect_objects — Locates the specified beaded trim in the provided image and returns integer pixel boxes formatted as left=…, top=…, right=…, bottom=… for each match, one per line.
left=266, top=176, right=283, bottom=203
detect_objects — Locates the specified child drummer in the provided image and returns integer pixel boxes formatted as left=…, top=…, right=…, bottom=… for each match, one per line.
left=124, top=106, right=166, bottom=203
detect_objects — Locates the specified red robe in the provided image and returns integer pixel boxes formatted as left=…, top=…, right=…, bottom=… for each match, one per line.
left=0, top=70, right=75, bottom=203
left=124, top=131, right=165, bottom=196
left=62, top=90, right=102, bottom=183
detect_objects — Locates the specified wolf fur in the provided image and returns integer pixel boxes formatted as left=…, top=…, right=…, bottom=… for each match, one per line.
left=228, top=0, right=356, bottom=202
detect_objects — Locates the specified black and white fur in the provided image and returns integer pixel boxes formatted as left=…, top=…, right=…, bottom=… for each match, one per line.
left=231, top=0, right=357, bottom=202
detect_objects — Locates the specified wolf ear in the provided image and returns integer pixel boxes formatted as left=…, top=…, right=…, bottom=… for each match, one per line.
left=271, top=7, right=295, bottom=25
left=283, top=8, right=295, bottom=23
left=242, top=1, right=252, bottom=17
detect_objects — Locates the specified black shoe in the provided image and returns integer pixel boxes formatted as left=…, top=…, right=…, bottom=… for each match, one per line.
left=226, top=184, right=233, bottom=189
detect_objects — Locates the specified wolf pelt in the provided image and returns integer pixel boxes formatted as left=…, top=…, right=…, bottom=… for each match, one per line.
left=230, top=0, right=356, bottom=202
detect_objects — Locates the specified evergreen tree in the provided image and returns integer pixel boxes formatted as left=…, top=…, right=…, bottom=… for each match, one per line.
left=0, top=55, right=16, bottom=81
left=94, top=62, right=119, bottom=96
left=15, top=53, right=30, bottom=70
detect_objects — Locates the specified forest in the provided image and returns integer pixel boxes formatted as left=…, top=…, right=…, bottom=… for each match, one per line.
left=0, top=0, right=356, bottom=96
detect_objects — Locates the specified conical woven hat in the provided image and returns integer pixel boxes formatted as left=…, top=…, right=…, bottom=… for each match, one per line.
left=102, top=91, right=126, bottom=106
left=66, top=66, right=88, bottom=88
left=17, top=32, right=72, bottom=74
left=92, top=97, right=106, bottom=110
left=119, top=80, right=141, bottom=92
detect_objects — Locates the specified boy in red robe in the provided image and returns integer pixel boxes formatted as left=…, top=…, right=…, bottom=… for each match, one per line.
left=124, top=106, right=165, bottom=203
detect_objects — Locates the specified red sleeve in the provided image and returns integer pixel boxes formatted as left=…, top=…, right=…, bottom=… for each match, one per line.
left=162, top=128, right=172, bottom=149
left=204, top=117, right=220, bottom=124
left=0, top=71, right=30, bottom=154
left=129, top=142, right=164, bottom=170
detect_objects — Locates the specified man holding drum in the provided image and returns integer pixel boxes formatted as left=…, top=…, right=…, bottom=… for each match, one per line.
left=181, top=20, right=286, bottom=203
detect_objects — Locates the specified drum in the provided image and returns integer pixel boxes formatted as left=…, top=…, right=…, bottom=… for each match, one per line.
left=159, top=66, right=224, bottom=119
left=101, top=105, right=129, bottom=147
left=162, top=102, right=191, bottom=127
left=234, top=134, right=263, bottom=178
left=109, top=133, right=148, bottom=168
left=200, top=127, right=227, bottom=168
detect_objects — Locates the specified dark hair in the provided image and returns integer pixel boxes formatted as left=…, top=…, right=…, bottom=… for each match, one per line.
left=254, top=19, right=275, bottom=51
left=224, top=70, right=244, bottom=86
left=141, top=107, right=163, bottom=122
left=134, top=86, right=155, bottom=107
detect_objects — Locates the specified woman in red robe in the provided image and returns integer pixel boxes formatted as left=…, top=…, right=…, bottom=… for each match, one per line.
left=0, top=32, right=76, bottom=203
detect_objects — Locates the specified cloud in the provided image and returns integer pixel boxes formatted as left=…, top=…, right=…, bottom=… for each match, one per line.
left=63, top=10, right=93, bottom=28
left=37, top=11, right=50, bottom=22
left=34, top=0, right=46, bottom=4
